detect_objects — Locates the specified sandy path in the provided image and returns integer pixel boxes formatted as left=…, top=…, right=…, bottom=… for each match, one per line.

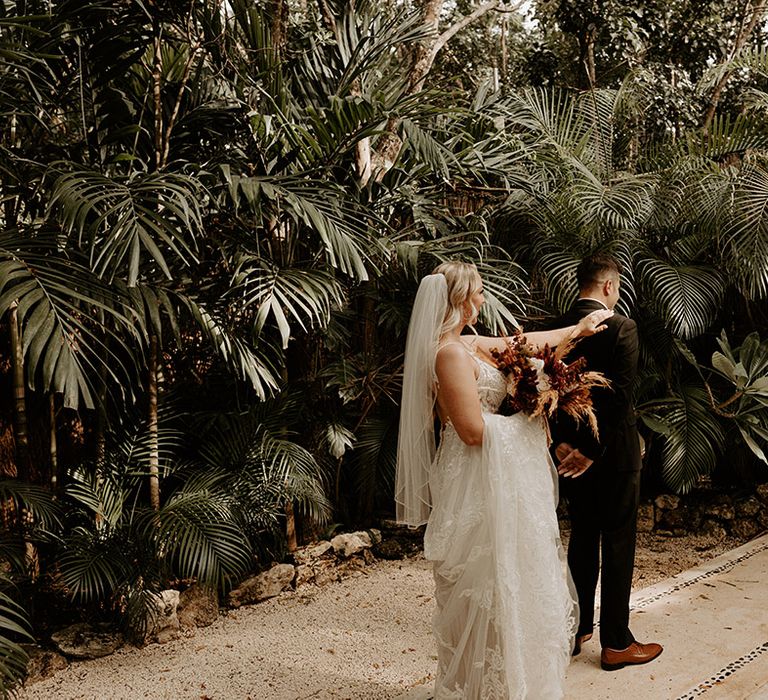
left=19, top=559, right=436, bottom=700
left=18, top=533, right=739, bottom=700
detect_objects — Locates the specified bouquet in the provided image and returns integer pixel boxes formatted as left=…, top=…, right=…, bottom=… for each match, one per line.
left=489, top=332, right=610, bottom=439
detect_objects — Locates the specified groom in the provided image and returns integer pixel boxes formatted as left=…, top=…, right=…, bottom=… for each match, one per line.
left=551, top=253, right=663, bottom=671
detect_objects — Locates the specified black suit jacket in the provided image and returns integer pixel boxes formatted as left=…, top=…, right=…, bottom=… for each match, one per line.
left=551, top=299, right=642, bottom=472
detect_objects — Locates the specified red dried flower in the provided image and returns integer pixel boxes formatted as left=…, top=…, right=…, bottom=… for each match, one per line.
left=489, top=332, right=610, bottom=439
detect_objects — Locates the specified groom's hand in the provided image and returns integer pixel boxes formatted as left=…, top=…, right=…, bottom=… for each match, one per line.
left=555, top=442, right=593, bottom=478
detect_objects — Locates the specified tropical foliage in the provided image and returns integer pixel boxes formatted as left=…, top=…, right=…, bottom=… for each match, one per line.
left=1, top=0, right=767, bottom=691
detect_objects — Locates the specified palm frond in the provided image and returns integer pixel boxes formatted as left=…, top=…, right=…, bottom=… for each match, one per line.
left=0, top=237, right=140, bottom=409
left=49, top=168, right=204, bottom=286
left=151, top=491, right=251, bottom=588
left=180, top=297, right=280, bottom=399
left=639, top=385, right=725, bottom=494
left=0, top=580, right=32, bottom=697
left=637, top=257, right=723, bottom=339
left=233, top=261, right=344, bottom=349
left=721, top=164, right=768, bottom=298
left=58, top=527, right=130, bottom=603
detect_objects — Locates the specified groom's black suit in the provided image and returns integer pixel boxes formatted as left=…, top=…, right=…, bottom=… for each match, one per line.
left=551, top=298, right=642, bottom=650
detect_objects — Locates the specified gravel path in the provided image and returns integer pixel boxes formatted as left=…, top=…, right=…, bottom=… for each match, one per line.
left=18, top=532, right=742, bottom=700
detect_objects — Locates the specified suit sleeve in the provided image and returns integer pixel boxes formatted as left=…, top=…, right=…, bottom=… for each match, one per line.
left=562, top=317, right=639, bottom=461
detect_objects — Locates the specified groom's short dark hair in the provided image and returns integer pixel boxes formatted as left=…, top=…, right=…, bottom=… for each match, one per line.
left=576, top=254, right=622, bottom=291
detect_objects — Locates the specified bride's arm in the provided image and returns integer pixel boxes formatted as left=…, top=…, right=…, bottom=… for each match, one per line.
left=435, top=344, right=484, bottom=446
left=468, top=309, right=613, bottom=354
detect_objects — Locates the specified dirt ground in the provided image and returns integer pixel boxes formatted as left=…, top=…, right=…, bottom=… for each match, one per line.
left=16, top=529, right=751, bottom=700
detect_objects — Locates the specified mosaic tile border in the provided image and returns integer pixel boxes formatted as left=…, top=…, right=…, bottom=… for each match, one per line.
left=630, top=537, right=768, bottom=612
left=589, top=536, right=768, bottom=634
left=674, top=641, right=768, bottom=699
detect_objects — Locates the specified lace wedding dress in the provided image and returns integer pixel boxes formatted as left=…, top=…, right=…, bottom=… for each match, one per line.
left=424, top=356, right=577, bottom=699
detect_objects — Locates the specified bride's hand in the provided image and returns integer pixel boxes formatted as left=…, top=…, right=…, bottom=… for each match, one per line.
left=575, top=309, right=613, bottom=337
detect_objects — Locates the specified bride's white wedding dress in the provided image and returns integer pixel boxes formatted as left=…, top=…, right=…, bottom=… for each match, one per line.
left=424, top=355, right=576, bottom=699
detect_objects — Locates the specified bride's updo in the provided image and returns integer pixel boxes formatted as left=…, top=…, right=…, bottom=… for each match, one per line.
left=432, top=261, right=482, bottom=336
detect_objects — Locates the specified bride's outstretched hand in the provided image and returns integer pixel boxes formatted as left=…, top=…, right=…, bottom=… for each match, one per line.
left=575, top=309, right=613, bottom=337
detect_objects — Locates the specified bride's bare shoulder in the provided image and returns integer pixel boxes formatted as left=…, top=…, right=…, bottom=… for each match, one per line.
left=437, top=339, right=473, bottom=360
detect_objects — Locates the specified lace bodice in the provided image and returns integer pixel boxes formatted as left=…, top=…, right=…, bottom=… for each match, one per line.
left=475, top=357, right=507, bottom=414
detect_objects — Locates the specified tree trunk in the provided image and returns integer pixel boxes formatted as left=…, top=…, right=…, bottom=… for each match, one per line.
left=9, top=302, right=29, bottom=481
left=49, top=394, right=58, bottom=493
left=703, top=1, right=767, bottom=133
left=582, top=23, right=597, bottom=89
left=285, top=502, right=298, bottom=551
left=152, top=13, right=164, bottom=171
left=499, top=14, right=508, bottom=84
left=371, top=0, right=511, bottom=180
left=148, top=332, right=160, bottom=510
left=269, top=0, right=289, bottom=54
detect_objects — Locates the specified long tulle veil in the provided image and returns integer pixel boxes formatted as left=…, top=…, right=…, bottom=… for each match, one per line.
left=395, top=274, right=447, bottom=527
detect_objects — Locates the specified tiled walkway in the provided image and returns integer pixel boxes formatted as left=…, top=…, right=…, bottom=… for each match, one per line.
left=566, top=533, right=768, bottom=699
left=400, top=533, right=768, bottom=700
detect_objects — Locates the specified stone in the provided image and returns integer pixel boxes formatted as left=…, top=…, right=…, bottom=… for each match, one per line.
left=701, top=519, right=727, bottom=542
left=227, top=563, right=295, bottom=608
left=758, top=510, right=768, bottom=530
left=295, top=564, right=314, bottom=587
left=658, top=508, right=687, bottom=531
left=756, top=483, right=768, bottom=504
left=21, top=645, right=68, bottom=684
left=375, top=537, right=421, bottom=559
left=636, top=502, right=655, bottom=533
left=731, top=518, right=761, bottom=540
left=177, top=585, right=218, bottom=630
left=654, top=494, right=680, bottom=511
left=51, top=623, right=123, bottom=659
left=147, top=590, right=181, bottom=644
left=331, top=531, right=372, bottom=558
left=736, top=496, right=762, bottom=518
left=336, top=555, right=367, bottom=578
left=311, top=559, right=340, bottom=587
left=293, top=541, right=333, bottom=565
left=655, top=529, right=675, bottom=538
left=701, top=501, right=735, bottom=521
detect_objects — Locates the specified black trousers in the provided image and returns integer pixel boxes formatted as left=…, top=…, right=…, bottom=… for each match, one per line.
left=562, top=465, right=641, bottom=650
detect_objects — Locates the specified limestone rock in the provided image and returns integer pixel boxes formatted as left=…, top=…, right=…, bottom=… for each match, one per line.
left=311, top=559, right=340, bottom=587
left=375, top=536, right=421, bottom=559
left=147, top=590, right=181, bottom=644
left=177, top=585, right=218, bottom=630
left=336, top=555, right=368, bottom=578
left=702, top=500, right=735, bottom=521
left=21, top=645, right=68, bottom=684
left=228, top=563, right=295, bottom=608
left=331, top=532, right=372, bottom=558
left=636, top=502, right=655, bottom=533
left=731, top=518, right=761, bottom=540
left=654, top=494, right=680, bottom=511
left=701, top=519, right=727, bottom=541
left=293, top=541, right=333, bottom=565
left=51, top=623, right=123, bottom=659
left=657, top=507, right=687, bottom=531
left=736, top=496, right=762, bottom=518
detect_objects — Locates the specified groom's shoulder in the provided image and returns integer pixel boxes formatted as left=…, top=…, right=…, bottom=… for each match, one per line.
left=608, top=311, right=636, bottom=331
left=603, top=312, right=638, bottom=347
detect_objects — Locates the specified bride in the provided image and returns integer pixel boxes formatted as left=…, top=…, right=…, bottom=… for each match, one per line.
left=395, top=261, right=612, bottom=699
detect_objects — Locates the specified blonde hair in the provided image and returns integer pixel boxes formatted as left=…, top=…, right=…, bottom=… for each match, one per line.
left=432, top=261, right=482, bottom=337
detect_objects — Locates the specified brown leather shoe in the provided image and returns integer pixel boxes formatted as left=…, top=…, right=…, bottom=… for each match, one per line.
left=601, top=641, right=663, bottom=671
left=572, top=632, right=593, bottom=656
